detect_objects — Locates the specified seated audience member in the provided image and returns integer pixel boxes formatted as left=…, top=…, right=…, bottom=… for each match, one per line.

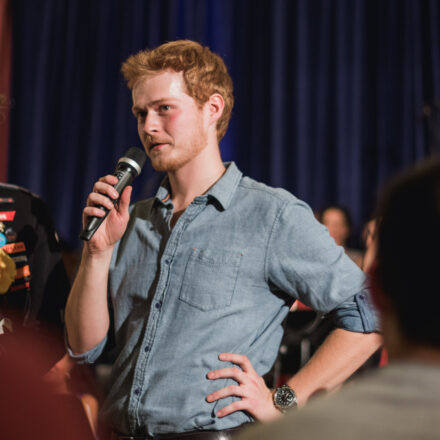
left=361, top=217, right=377, bottom=271
left=237, top=157, right=440, bottom=440
left=320, top=204, right=363, bottom=266
left=0, top=183, right=70, bottom=369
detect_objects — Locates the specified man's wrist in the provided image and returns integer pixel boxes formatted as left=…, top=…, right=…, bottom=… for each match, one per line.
left=272, top=384, right=298, bottom=413
left=81, top=245, right=114, bottom=265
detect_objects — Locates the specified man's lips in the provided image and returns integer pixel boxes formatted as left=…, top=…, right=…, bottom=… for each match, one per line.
left=148, top=142, right=168, bottom=151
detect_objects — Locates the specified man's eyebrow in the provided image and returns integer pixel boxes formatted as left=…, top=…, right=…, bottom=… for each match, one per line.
left=132, top=105, right=147, bottom=114
left=149, top=98, right=179, bottom=106
left=132, top=105, right=142, bottom=113
left=133, top=98, right=179, bottom=108
left=132, top=98, right=180, bottom=114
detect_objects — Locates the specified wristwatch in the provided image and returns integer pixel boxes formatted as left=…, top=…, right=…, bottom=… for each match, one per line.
left=273, top=384, right=297, bottom=413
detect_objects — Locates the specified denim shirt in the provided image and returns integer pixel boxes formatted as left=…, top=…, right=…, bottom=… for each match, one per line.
left=70, top=162, right=378, bottom=436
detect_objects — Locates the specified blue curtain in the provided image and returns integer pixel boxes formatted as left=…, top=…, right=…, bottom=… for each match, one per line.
left=8, top=0, right=440, bottom=248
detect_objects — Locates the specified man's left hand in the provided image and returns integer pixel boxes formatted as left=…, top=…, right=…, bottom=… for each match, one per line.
left=206, top=353, right=282, bottom=422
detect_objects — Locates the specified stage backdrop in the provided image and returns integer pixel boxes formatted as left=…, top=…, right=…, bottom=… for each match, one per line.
left=0, top=0, right=12, bottom=182
left=8, top=0, right=440, bottom=249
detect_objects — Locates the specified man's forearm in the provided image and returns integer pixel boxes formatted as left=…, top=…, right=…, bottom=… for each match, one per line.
left=286, top=328, right=382, bottom=405
left=65, top=248, right=113, bottom=354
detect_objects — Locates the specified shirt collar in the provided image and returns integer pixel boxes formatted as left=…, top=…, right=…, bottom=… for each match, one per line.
left=154, top=178, right=172, bottom=206
left=153, top=162, right=242, bottom=211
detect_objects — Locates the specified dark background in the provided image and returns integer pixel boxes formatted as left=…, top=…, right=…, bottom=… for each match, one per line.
left=7, top=0, right=440, bottom=250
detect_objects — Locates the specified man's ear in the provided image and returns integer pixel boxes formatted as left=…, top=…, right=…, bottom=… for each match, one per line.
left=206, top=93, right=224, bottom=126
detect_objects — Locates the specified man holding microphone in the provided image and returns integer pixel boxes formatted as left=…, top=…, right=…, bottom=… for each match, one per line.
left=66, top=40, right=381, bottom=439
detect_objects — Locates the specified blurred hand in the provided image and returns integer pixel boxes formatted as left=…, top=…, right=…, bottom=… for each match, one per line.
left=44, top=354, right=75, bottom=395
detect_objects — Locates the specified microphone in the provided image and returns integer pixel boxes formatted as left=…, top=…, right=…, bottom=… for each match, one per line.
left=79, top=147, right=147, bottom=241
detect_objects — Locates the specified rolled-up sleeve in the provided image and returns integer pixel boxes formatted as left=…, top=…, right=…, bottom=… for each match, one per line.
left=327, top=289, right=379, bottom=332
left=265, top=198, right=380, bottom=333
left=65, top=332, right=108, bottom=364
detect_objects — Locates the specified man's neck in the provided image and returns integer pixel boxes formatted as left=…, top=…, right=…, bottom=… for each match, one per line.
left=168, top=145, right=226, bottom=212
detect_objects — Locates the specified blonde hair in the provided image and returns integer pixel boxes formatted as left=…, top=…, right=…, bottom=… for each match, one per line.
left=121, top=40, right=234, bottom=141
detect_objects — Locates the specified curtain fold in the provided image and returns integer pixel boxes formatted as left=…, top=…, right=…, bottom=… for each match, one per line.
left=0, top=0, right=12, bottom=182
left=8, top=0, right=440, bottom=248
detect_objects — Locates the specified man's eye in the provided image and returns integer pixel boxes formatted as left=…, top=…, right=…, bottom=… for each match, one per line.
left=159, top=105, right=171, bottom=112
left=137, top=112, right=147, bottom=120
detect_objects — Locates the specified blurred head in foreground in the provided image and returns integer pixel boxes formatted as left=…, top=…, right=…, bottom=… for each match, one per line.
left=372, top=157, right=440, bottom=357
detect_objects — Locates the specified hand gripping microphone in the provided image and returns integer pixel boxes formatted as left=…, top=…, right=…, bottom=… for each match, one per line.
left=79, top=147, right=147, bottom=241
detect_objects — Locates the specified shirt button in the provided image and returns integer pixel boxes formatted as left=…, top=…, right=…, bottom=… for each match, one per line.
left=164, top=258, right=171, bottom=265
left=134, top=388, right=141, bottom=395
left=144, top=345, right=150, bottom=353
left=155, top=302, right=162, bottom=309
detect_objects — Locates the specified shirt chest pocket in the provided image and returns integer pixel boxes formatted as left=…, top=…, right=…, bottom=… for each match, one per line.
left=179, top=248, right=243, bottom=311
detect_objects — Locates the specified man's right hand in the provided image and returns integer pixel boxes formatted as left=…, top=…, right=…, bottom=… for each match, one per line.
left=65, top=174, right=130, bottom=354
left=82, top=174, right=132, bottom=254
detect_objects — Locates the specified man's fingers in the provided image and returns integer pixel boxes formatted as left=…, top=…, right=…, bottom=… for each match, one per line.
left=92, top=181, right=119, bottom=201
left=118, top=186, right=132, bottom=212
left=206, top=384, right=243, bottom=403
left=215, top=400, right=247, bottom=418
left=86, top=192, right=116, bottom=210
left=84, top=186, right=131, bottom=221
left=207, top=367, right=247, bottom=383
left=83, top=206, right=107, bottom=219
left=98, top=174, right=119, bottom=185
left=206, top=354, right=277, bottom=421
left=218, top=353, right=257, bottom=375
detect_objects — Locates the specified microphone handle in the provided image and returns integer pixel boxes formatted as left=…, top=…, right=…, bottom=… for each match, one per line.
left=79, top=167, right=136, bottom=241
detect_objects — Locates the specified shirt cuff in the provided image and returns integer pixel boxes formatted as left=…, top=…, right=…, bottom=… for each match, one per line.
left=329, top=289, right=380, bottom=333
left=65, top=330, right=107, bottom=364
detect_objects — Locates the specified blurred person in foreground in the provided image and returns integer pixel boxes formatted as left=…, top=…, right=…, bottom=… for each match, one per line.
left=237, top=157, right=440, bottom=440
left=0, top=325, right=95, bottom=440
left=65, top=40, right=381, bottom=439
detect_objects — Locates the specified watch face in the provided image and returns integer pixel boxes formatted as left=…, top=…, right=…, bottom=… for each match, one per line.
left=275, top=386, right=296, bottom=408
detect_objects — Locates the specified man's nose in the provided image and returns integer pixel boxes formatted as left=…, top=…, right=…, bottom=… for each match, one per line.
left=143, top=112, right=159, bottom=134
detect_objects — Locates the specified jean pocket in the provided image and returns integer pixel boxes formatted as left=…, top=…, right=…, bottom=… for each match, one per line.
left=179, top=248, right=243, bottom=311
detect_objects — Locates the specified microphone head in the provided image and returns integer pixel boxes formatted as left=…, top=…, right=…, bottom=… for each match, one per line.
left=119, top=147, right=147, bottom=176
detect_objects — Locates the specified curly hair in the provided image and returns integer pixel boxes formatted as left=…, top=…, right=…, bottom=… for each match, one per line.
left=121, top=40, right=234, bottom=141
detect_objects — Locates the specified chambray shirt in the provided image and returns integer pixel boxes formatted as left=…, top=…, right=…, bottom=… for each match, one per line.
left=70, top=162, right=378, bottom=436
